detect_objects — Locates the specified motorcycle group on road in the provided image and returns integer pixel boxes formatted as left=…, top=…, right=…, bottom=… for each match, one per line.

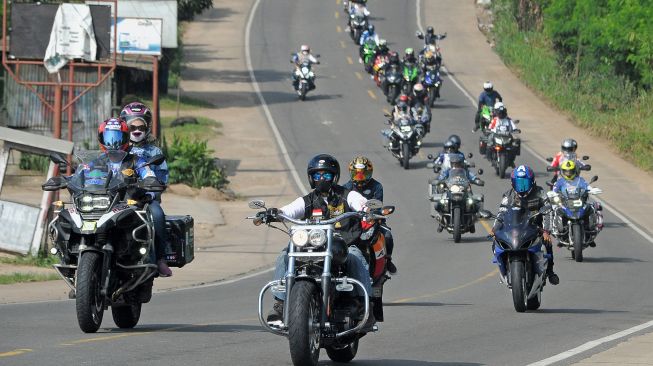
left=40, top=0, right=605, bottom=365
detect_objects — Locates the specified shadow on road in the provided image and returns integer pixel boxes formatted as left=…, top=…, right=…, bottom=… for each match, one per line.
left=383, top=302, right=471, bottom=307
left=325, top=360, right=482, bottom=365
left=582, top=256, right=647, bottom=263
left=111, top=323, right=263, bottom=333
left=533, top=308, right=627, bottom=315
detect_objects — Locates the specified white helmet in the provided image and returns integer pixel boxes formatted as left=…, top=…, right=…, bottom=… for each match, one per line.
left=413, top=83, right=424, bottom=92
left=494, top=101, right=504, bottom=109
left=300, top=44, right=310, bottom=53
left=483, top=81, right=493, bottom=91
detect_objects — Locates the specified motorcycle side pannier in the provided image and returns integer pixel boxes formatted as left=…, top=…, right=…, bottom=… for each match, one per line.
left=164, top=215, right=195, bottom=268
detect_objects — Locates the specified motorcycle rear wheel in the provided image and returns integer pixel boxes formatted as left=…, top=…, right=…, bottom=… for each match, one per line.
left=112, top=303, right=142, bottom=329
left=452, top=207, right=462, bottom=243
left=288, top=281, right=321, bottom=366
left=76, top=251, right=104, bottom=333
left=510, top=261, right=527, bottom=313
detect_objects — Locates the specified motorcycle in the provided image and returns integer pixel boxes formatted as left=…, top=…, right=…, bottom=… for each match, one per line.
left=383, top=65, right=402, bottom=104
left=372, top=54, right=389, bottom=87
left=42, top=151, right=194, bottom=333
left=360, top=39, right=377, bottom=73
left=416, top=31, right=447, bottom=68
left=349, top=12, right=368, bottom=45
left=252, top=199, right=394, bottom=366
left=545, top=173, right=601, bottom=262
left=382, top=112, right=424, bottom=169
left=421, top=66, right=442, bottom=107
left=426, top=159, right=484, bottom=243
left=402, top=63, right=420, bottom=92
left=412, top=102, right=432, bottom=134
left=486, top=123, right=521, bottom=179
left=292, top=59, right=317, bottom=101
left=477, top=105, right=493, bottom=155
left=480, top=206, right=552, bottom=312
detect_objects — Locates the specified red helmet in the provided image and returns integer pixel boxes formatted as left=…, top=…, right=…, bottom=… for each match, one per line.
left=120, top=102, right=152, bottom=126
left=98, top=118, right=129, bottom=152
left=399, top=94, right=409, bottom=103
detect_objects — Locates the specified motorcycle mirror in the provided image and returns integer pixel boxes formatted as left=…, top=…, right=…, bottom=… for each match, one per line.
left=41, top=176, right=67, bottom=191
left=248, top=199, right=266, bottom=209
left=382, top=206, right=395, bottom=215
left=468, top=153, right=473, bottom=159
left=426, top=162, right=435, bottom=169
left=581, top=164, right=592, bottom=171
left=546, top=181, right=554, bottom=188
left=582, top=155, right=590, bottom=160
left=146, top=154, right=166, bottom=167
left=365, top=199, right=383, bottom=210
left=477, top=169, right=484, bottom=175
left=513, top=119, right=520, bottom=124
left=383, top=112, right=391, bottom=117
left=545, top=157, right=553, bottom=162
left=427, top=154, right=434, bottom=160
left=49, top=153, right=69, bottom=166
left=479, top=210, right=494, bottom=219
left=416, top=31, right=423, bottom=38
left=590, top=175, right=599, bottom=184
left=513, top=129, right=521, bottom=134
left=546, top=166, right=557, bottom=172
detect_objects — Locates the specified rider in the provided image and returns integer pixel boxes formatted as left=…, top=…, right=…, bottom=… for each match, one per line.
left=373, top=39, right=390, bottom=60
left=550, top=138, right=586, bottom=183
left=488, top=102, right=517, bottom=132
left=120, top=102, right=172, bottom=277
left=436, top=154, right=482, bottom=186
left=433, top=135, right=466, bottom=170
left=381, top=51, right=402, bottom=96
left=359, top=24, right=380, bottom=46
left=411, top=83, right=431, bottom=132
left=267, top=154, right=376, bottom=329
left=473, top=81, right=503, bottom=132
left=344, top=156, right=397, bottom=274
left=552, top=160, right=604, bottom=245
left=491, top=165, right=559, bottom=285
left=290, top=45, right=320, bottom=91
left=403, top=48, right=417, bottom=66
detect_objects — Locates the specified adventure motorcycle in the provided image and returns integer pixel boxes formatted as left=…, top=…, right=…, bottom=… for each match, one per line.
left=545, top=173, right=601, bottom=262
left=486, top=123, right=521, bottom=179
left=477, top=105, right=493, bottom=155
left=427, top=163, right=484, bottom=243
left=382, top=112, right=424, bottom=169
left=42, top=151, right=194, bottom=333
left=349, top=12, right=368, bottom=45
left=481, top=206, right=552, bottom=312
left=292, top=59, right=317, bottom=101
left=252, top=199, right=394, bottom=366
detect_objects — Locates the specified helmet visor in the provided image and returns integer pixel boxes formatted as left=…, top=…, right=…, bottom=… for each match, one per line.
left=312, top=172, right=334, bottom=181
left=562, top=169, right=576, bottom=179
left=513, top=176, right=532, bottom=194
left=350, top=169, right=372, bottom=183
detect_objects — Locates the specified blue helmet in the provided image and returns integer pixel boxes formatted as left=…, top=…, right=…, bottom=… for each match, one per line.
left=511, top=165, right=535, bottom=196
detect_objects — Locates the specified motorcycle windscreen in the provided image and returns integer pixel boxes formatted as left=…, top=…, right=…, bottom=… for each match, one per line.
left=495, top=208, right=540, bottom=250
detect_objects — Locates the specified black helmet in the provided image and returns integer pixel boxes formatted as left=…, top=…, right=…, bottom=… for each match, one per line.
left=449, top=154, right=464, bottom=169
left=368, top=24, right=375, bottom=33
left=443, top=140, right=455, bottom=153
left=447, top=134, right=461, bottom=150
left=561, top=138, right=578, bottom=153
left=307, top=154, right=340, bottom=192
left=496, top=105, right=508, bottom=119
left=389, top=51, right=399, bottom=64
left=426, top=26, right=434, bottom=34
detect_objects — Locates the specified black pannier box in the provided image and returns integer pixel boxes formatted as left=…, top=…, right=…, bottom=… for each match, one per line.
left=164, top=215, right=194, bottom=268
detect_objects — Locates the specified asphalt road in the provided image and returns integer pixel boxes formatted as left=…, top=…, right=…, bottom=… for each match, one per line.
left=2, top=1, right=653, bottom=365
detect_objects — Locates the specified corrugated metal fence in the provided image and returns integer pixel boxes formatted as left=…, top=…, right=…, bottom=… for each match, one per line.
left=5, top=64, right=112, bottom=146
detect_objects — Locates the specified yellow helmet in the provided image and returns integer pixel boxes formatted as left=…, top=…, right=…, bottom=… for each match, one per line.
left=349, top=156, right=373, bottom=187
left=424, top=51, right=434, bottom=59
left=560, top=160, right=576, bottom=180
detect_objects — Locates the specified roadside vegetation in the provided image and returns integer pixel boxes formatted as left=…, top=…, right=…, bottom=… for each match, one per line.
left=0, top=273, right=60, bottom=285
left=491, top=0, right=653, bottom=171
left=0, top=255, right=60, bottom=285
left=0, top=255, right=59, bottom=268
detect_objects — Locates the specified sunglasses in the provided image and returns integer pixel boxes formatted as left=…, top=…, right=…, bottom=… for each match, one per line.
left=129, top=125, right=147, bottom=132
left=312, top=172, right=334, bottom=181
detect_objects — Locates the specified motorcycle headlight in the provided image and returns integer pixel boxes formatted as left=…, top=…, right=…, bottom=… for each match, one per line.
left=308, top=229, right=327, bottom=247
left=292, top=230, right=309, bottom=247
left=400, top=125, right=412, bottom=133
left=450, top=185, right=463, bottom=193
left=78, top=194, right=110, bottom=212
left=301, top=67, right=309, bottom=74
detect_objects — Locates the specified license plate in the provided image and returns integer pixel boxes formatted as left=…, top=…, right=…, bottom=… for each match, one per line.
left=82, top=221, right=97, bottom=231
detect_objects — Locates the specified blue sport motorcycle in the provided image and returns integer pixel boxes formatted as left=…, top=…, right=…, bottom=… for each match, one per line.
left=481, top=206, right=551, bottom=312
left=421, top=67, right=442, bottom=107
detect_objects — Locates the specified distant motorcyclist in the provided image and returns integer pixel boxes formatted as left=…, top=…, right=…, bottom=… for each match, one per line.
left=419, top=26, right=447, bottom=48
left=267, top=154, right=375, bottom=330
left=420, top=49, right=440, bottom=70
left=552, top=160, right=604, bottom=244
left=473, top=81, right=503, bottom=132
left=359, top=24, right=380, bottom=46
left=120, top=102, right=172, bottom=277
left=344, top=156, right=397, bottom=274
left=488, top=102, right=517, bottom=132
left=403, top=48, right=417, bottom=66
left=290, top=44, right=320, bottom=91
left=491, top=165, right=559, bottom=285
left=344, top=0, right=367, bottom=13
left=550, top=138, right=586, bottom=183
left=433, top=135, right=465, bottom=170
left=373, top=39, right=390, bottom=59
left=411, top=83, right=429, bottom=107
left=436, top=154, right=482, bottom=185
left=381, top=51, right=402, bottom=96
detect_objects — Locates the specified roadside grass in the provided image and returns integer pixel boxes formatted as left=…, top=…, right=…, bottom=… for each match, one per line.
left=0, top=255, right=59, bottom=268
left=492, top=4, right=653, bottom=171
left=140, top=94, right=214, bottom=111
left=0, top=273, right=60, bottom=285
left=161, top=116, right=222, bottom=142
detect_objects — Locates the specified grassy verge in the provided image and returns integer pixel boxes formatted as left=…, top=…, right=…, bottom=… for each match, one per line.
left=0, top=255, right=59, bottom=268
left=140, top=93, right=214, bottom=112
left=0, top=273, right=60, bottom=285
left=161, top=116, right=222, bottom=142
left=492, top=2, right=653, bottom=171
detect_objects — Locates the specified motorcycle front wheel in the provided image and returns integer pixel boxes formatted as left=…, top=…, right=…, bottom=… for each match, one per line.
left=498, top=154, right=508, bottom=179
left=572, top=223, right=584, bottom=262
left=510, top=260, right=527, bottom=313
left=402, top=143, right=410, bottom=170
left=288, top=281, right=322, bottom=366
left=452, top=207, right=462, bottom=243
left=76, top=251, right=104, bottom=333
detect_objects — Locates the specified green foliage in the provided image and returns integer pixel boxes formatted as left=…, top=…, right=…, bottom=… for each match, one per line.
left=177, top=0, right=213, bottom=21
left=0, top=272, right=60, bottom=285
left=19, top=152, right=50, bottom=173
left=162, top=135, right=228, bottom=189
left=492, top=0, right=653, bottom=171
left=161, top=116, right=222, bottom=141
left=0, top=254, right=59, bottom=268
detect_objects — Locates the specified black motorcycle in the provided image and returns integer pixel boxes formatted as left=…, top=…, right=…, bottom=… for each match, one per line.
left=42, top=151, right=194, bottom=333
left=349, top=12, right=368, bottom=45
left=383, top=112, right=424, bottom=169
left=486, top=122, right=521, bottom=179
left=252, top=199, right=393, bottom=366
left=383, top=65, right=403, bottom=104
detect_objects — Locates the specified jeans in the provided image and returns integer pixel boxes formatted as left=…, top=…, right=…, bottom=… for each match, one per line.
left=147, top=200, right=167, bottom=261
left=272, top=245, right=372, bottom=301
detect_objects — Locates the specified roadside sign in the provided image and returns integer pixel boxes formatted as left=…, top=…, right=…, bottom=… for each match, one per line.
left=113, top=17, right=162, bottom=55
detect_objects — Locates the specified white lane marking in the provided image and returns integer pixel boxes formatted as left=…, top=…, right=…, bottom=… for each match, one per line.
left=246, top=0, right=309, bottom=195
left=525, top=320, right=653, bottom=366
left=416, top=0, right=653, bottom=364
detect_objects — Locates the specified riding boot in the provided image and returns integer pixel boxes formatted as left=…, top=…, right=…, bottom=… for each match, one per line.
left=266, top=297, right=284, bottom=323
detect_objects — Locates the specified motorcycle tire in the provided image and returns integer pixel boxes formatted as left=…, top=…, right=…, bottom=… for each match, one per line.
left=112, top=303, right=142, bottom=329
left=499, top=154, right=508, bottom=179
left=387, top=85, right=397, bottom=104
left=299, top=83, right=307, bottom=101
left=572, top=224, right=584, bottom=262
left=288, top=281, right=321, bottom=366
left=452, top=207, right=462, bottom=243
left=326, top=339, right=359, bottom=363
left=429, top=88, right=436, bottom=107
left=353, top=30, right=362, bottom=45
left=76, top=251, right=104, bottom=333
left=402, top=143, right=410, bottom=170
left=510, top=260, right=528, bottom=313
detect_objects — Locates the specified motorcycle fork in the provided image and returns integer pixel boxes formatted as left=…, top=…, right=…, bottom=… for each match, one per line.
left=320, top=229, right=334, bottom=326
left=283, top=244, right=296, bottom=328
left=100, top=241, right=113, bottom=299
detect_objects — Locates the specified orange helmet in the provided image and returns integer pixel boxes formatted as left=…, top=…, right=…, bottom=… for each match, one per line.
left=97, top=118, right=129, bottom=152
left=349, top=156, right=373, bottom=188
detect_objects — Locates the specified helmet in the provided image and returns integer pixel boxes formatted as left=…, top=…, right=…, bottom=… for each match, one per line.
left=367, top=24, right=375, bottom=33
left=424, top=51, right=434, bottom=60
left=120, top=102, right=152, bottom=126
left=398, top=94, right=409, bottom=103
left=511, top=165, right=535, bottom=197
left=449, top=154, right=464, bottom=169
left=483, top=81, right=493, bottom=92
left=307, top=154, right=340, bottom=193
left=493, top=101, right=504, bottom=110
left=413, top=83, right=424, bottom=93
left=349, top=156, right=373, bottom=188
left=495, top=103, right=508, bottom=119
left=426, top=26, right=434, bottom=34
left=300, top=44, right=310, bottom=54
left=448, top=134, right=461, bottom=150
left=560, top=160, right=577, bottom=180
left=378, top=39, right=387, bottom=47
left=98, top=118, right=129, bottom=152
left=405, top=48, right=414, bottom=57
left=397, top=101, right=409, bottom=113
left=443, top=140, right=455, bottom=153
left=389, top=51, right=399, bottom=63
left=561, top=138, right=578, bottom=153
